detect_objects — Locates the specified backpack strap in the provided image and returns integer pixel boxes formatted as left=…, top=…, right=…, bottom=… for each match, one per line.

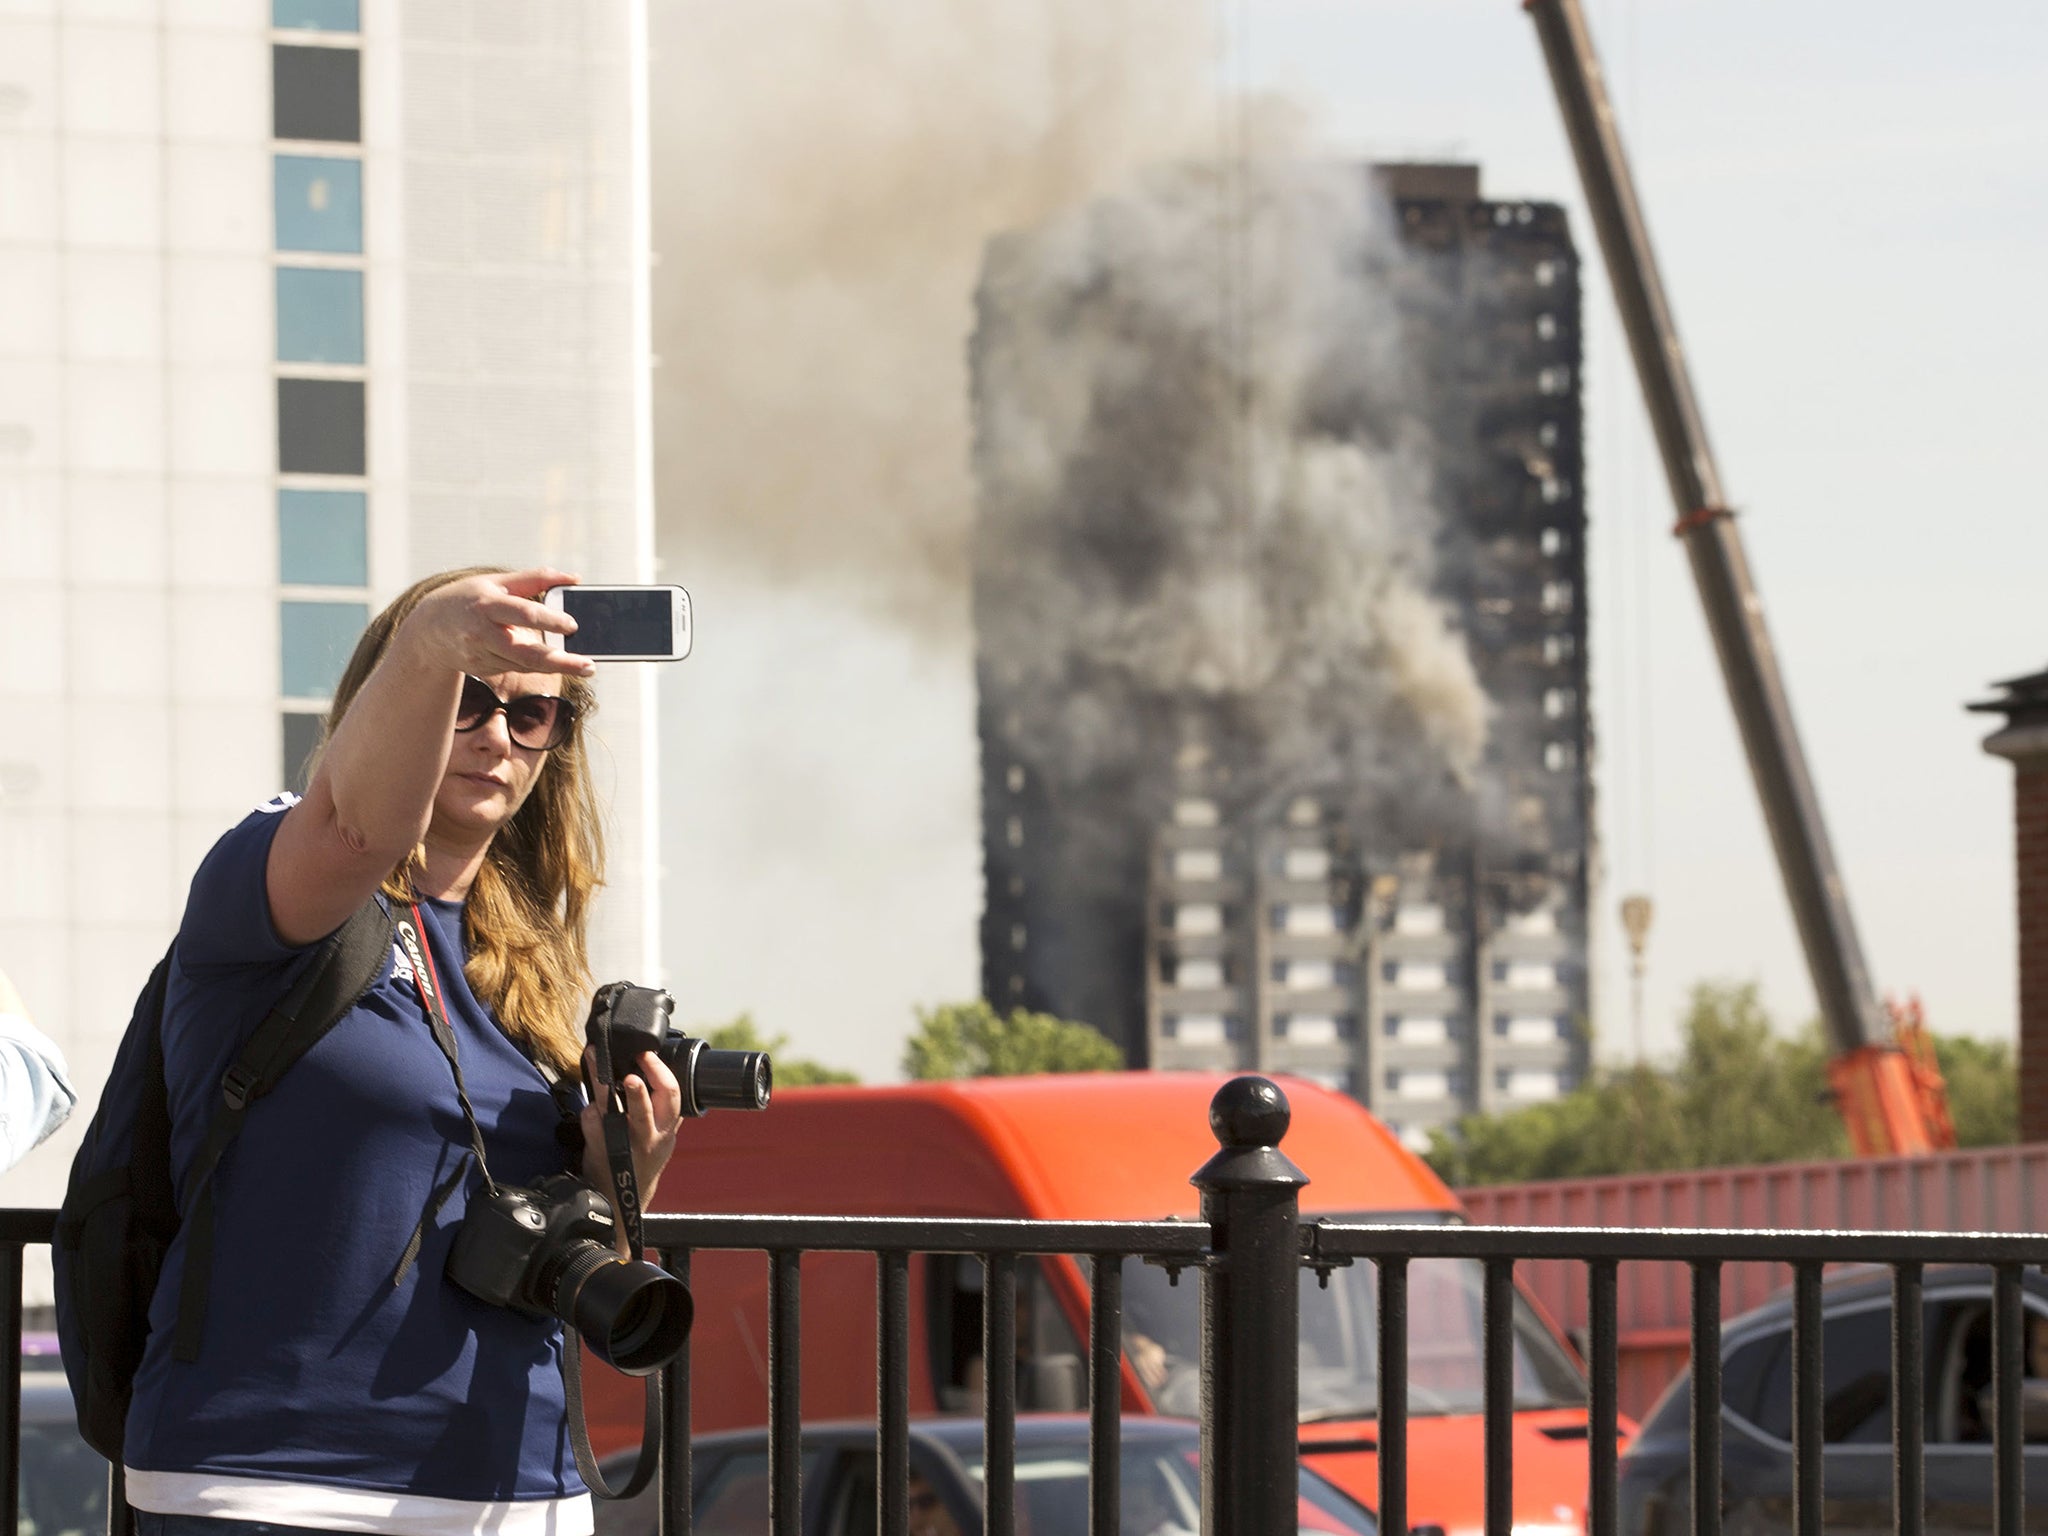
left=172, top=899, right=396, bottom=1362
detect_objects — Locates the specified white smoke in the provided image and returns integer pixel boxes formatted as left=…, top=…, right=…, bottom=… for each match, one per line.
left=649, top=0, right=1218, bottom=641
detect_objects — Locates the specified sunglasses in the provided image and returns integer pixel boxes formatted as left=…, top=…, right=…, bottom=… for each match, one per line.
left=454, top=675, right=577, bottom=751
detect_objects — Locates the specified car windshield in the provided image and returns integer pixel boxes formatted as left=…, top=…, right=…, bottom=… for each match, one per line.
left=954, top=1430, right=1375, bottom=1535
left=1121, top=1224, right=1587, bottom=1420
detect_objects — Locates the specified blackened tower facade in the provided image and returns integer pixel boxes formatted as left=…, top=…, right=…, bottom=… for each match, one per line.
left=974, top=165, right=1592, bottom=1147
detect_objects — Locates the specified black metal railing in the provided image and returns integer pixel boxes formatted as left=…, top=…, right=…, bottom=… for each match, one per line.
left=1307, top=1220, right=2048, bottom=1536
left=6, top=1079, right=2047, bottom=1536
left=0, top=1207, right=48, bottom=1536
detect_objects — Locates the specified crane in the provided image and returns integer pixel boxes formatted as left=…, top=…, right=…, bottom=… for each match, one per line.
left=1519, top=0, right=1953, bottom=1155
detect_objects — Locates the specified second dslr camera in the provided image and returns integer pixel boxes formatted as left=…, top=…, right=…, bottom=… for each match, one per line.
left=587, top=982, right=772, bottom=1115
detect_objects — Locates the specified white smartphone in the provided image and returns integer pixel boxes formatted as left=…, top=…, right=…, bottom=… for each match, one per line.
left=542, top=584, right=692, bottom=662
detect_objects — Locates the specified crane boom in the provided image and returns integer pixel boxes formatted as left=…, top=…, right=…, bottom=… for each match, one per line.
left=1519, top=0, right=1948, bottom=1153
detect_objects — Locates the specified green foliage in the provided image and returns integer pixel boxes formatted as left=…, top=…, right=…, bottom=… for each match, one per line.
left=700, top=1014, right=860, bottom=1087
left=1427, top=982, right=2023, bottom=1187
left=903, top=1000, right=1125, bottom=1080
left=1935, top=1032, right=2019, bottom=1147
left=1427, top=982, right=1850, bottom=1186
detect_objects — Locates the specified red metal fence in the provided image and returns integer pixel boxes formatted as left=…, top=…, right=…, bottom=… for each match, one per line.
left=1458, top=1141, right=2048, bottom=1421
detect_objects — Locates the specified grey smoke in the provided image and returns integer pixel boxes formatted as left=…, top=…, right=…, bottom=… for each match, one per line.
left=972, top=158, right=1492, bottom=841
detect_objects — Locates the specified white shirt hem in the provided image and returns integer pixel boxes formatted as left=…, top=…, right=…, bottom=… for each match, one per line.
left=123, top=1468, right=594, bottom=1536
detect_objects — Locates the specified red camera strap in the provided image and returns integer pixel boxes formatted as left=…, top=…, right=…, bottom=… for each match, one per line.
left=397, top=902, right=498, bottom=1191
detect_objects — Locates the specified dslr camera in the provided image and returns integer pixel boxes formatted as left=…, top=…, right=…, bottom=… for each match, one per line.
left=585, top=981, right=773, bottom=1116
left=446, top=983, right=771, bottom=1376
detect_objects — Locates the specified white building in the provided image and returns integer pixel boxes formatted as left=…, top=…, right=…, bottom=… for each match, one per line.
left=0, top=0, right=659, bottom=1284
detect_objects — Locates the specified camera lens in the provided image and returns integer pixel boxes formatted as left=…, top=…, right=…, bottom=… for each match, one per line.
left=549, top=1245, right=693, bottom=1375
left=690, top=1048, right=772, bottom=1112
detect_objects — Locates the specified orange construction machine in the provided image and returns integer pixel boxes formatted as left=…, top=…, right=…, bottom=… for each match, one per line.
left=1522, top=0, right=1953, bottom=1155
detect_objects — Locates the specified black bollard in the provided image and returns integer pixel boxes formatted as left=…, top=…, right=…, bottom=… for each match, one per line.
left=1192, top=1076, right=1309, bottom=1536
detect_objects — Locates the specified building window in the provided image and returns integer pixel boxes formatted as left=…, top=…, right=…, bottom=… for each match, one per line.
left=275, top=155, right=363, bottom=253
left=1273, top=903, right=1339, bottom=937
left=1298, top=1069, right=1355, bottom=1095
left=281, top=600, right=368, bottom=698
left=273, top=0, right=360, bottom=29
left=1496, top=1015, right=1565, bottom=1044
left=281, top=710, right=324, bottom=791
left=1393, top=903, right=1444, bottom=936
left=1281, top=846, right=1330, bottom=881
left=1277, top=1015, right=1353, bottom=1046
left=276, top=267, right=364, bottom=365
left=1163, top=1014, right=1233, bottom=1046
left=278, top=488, right=367, bottom=585
left=1172, top=848, right=1222, bottom=882
left=278, top=378, right=366, bottom=474
left=1386, top=959, right=1448, bottom=991
left=273, top=45, right=361, bottom=143
left=1501, top=960, right=1558, bottom=991
left=1278, top=960, right=1335, bottom=992
left=1389, top=1068, right=1450, bottom=1102
left=1389, top=1015, right=1449, bottom=1045
left=1173, top=957, right=1224, bottom=990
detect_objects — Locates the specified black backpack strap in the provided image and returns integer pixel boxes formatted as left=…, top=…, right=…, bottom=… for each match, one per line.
left=172, top=899, right=396, bottom=1362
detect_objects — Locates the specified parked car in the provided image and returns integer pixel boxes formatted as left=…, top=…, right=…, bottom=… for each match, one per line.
left=592, top=1414, right=1378, bottom=1536
left=1619, top=1263, right=2048, bottom=1536
left=12, top=1367, right=109, bottom=1536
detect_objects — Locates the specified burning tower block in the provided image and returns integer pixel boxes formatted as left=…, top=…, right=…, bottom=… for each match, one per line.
left=971, top=163, right=1590, bottom=1148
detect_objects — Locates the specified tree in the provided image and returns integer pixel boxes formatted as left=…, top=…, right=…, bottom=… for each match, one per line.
left=1425, top=981, right=2020, bottom=1187
left=701, top=1015, right=860, bottom=1087
left=1935, top=1033, right=2019, bottom=1147
left=1427, top=982, right=1844, bottom=1186
left=903, top=1000, right=1124, bottom=1080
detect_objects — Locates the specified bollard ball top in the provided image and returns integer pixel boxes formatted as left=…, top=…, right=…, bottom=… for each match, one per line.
left=1210, top=1075, right=1290, bottom=1149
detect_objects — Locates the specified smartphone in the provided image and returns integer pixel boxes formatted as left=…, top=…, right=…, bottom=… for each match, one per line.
left=542, top=585, right=692, bottom=662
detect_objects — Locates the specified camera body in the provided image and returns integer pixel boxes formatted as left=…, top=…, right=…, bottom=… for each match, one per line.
left=446, top=1174, right=614, bottom=1318
left=446, top=1173, right=691, bottom=1376
left=586, top=982, right=772, bottom=1116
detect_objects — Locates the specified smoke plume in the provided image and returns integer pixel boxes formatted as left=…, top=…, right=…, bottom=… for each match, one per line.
left=972, top=159, right=1491, bottom=839
left=648, top=0, right=1217, bottom=641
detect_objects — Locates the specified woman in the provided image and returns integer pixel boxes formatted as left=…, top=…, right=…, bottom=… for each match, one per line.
left=122, top=568, right=681, bottom=1536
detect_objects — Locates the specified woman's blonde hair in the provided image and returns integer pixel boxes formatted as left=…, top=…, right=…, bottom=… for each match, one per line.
left=317, top=567, right=605, bottom=1075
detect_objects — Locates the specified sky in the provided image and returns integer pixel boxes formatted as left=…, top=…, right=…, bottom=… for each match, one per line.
left=648, top=0, right=2048, bottom=1083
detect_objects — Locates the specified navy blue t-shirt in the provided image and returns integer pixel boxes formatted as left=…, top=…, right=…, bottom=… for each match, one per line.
left=124, top=798, right=585, bottom=1506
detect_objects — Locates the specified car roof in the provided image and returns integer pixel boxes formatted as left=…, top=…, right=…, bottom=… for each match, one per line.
left=666, top=1071, right=1457, bottom=1222
left=1721, top=1261, right=2048, bottom=1345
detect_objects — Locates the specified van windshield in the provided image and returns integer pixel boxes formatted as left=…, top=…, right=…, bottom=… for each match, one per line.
left=1122, top=1226, right=1586, bottom=1420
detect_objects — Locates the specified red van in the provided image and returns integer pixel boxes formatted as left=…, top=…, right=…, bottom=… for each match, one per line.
left=586, top=1072, right=1607, bottom=1533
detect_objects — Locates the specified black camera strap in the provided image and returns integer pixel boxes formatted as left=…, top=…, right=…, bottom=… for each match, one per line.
left=562, top=1330, right=664, bottom=1499
left=400, top=903, right=665, bottom=1502
left=585, top=1040, right=648, bottom=1262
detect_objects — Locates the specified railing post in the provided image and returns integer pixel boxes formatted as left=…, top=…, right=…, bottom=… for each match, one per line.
left=1192, top=1076, right=1309, bottom=1536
